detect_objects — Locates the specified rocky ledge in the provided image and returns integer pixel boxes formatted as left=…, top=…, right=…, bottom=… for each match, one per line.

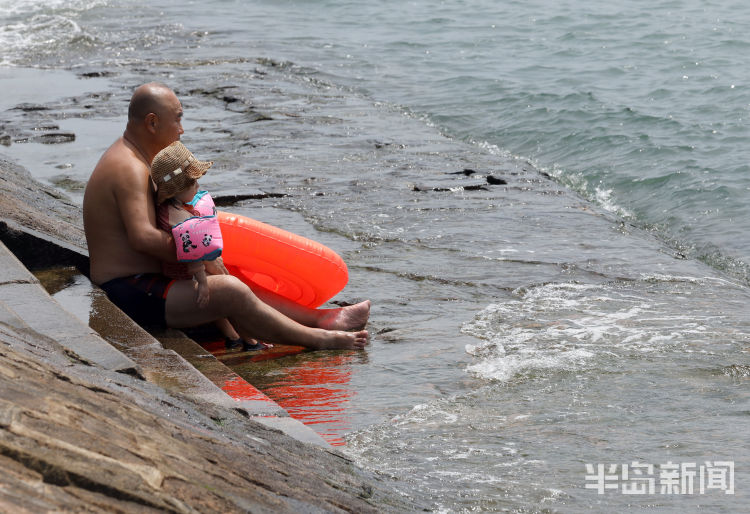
left=0, top=156, right=414, bottom=512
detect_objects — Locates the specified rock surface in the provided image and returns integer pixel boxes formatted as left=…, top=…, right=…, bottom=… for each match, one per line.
left=0, top=157, right=85, bottom=252
left=0, top=318, right=401, bottom=513
left=0, top=156, right=413, bottom=512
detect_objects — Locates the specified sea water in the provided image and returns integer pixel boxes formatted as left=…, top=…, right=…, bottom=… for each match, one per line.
left=2, top=0, right=749, bottom=510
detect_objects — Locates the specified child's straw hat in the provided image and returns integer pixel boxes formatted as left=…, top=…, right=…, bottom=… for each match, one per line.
left=151, top=141, right=213, bottom=204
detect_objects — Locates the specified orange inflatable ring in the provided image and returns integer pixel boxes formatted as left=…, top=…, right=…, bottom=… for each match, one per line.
left=218, top=211, right=349, bottom=308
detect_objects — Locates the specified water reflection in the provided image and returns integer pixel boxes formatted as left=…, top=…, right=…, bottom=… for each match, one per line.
left=226, top=350, right=359, bottom=446
left=34, top=266, right=94, bottom=325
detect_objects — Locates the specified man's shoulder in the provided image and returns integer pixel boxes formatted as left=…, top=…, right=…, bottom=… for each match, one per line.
left=95, top=139, right=149, bottom=186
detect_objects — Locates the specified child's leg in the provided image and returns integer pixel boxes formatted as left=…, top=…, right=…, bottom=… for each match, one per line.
left=215, top=317, right=239, bottom=340
left=215, top=317, right=243, bottom=349
left=216, top=317, right=271, bottom=350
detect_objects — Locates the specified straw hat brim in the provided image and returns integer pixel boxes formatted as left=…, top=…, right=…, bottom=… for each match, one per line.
left=155, top=159, right=213, bottom=204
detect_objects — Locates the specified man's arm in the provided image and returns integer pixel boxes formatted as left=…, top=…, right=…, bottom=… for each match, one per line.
left=115, top=161, right=177, bottom=263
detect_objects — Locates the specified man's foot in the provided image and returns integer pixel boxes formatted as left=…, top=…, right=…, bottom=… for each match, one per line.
left=308, top=329, right=369, bottom=350
left=318, top=300, right=371, bottom=331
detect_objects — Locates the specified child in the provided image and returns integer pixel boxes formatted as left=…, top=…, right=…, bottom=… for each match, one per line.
left=150, top=141, right=268, bottom=351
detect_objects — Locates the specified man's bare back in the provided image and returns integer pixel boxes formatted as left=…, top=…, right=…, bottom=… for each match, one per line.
left=84, top=138, right=166, bottom=284
left=83, top=83, right=370, bottom=350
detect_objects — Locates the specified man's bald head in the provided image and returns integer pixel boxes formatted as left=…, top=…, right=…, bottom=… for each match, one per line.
left=127, top=82, right=175, bottom=123
left=124, top=82, right=184, bottom=158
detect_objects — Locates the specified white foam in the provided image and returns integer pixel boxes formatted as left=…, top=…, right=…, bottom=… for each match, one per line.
left=461, top=278, right=750, bottom=382
left=390, top=402, right=461, bottom=428
left=475, top=138, right=639, bottom=221
left=466, top=347, right=594, bottom=382
left=0, top=0, right=106, bottom=16
left=0, top=0, right=106, bottom=64
left=594, top=186, right=633, bottom=218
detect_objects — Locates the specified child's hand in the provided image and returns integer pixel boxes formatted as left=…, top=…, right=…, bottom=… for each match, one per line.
left=196, top=281, right=210, bottom=308
left=205, top=257, right=228, bottom=275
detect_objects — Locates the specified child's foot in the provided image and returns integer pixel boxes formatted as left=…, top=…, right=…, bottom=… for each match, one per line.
left=225, top=337, right=243, bottom=350
left=242, top=339, right=272, bottom=351
left=225, top=337, right=272, bottom=351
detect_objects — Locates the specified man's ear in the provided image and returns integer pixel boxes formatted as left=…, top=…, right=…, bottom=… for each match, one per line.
left=145, top=112, right=158, bottom=133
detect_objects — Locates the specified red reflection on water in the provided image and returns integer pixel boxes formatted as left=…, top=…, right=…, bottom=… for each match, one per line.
left=201, top=332, right=357, bottom=446
left=221, top=375, right=274, bottom=403
left=263, top=354, right=355, bottom=446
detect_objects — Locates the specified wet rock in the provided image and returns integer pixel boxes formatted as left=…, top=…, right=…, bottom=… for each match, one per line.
left=224, top=102, right=247, bottom=113
left=256, top=57, right=293, bottom=69
left=412, top=183, right=489, bottom=192
left=448, top=168, right=477, bottom=176
left=0, top=134, right=10, bottom=146
left=12, top=103, right=49, bottom=112
left=723, top=364, right=750, bottom=378
left=446, top=169, right=506, bottom=184
left=246, top=109, right=273, bottom=122
left=224, top=103, right=273, bottom=121
left=188, top=85, right=236, bottom=96
left=212, top=192, right=287, bottom=206
left=0, top=158, right=85, bottom=251
left=373, top=140, right=405, bottom=150
left=78, top=71, right=116, bottom=78
left=486, top=175, right=507, bottom=185
left=376, top=328, right=404, bottom=343
left=33, top=132, right=76, bottom=144
left=190, top=88, right=272, bottom=121
left=51, top=175, right=86, bottom=192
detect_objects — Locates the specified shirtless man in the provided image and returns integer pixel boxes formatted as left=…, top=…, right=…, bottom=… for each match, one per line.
left=83, top=82, right=369, bottom=350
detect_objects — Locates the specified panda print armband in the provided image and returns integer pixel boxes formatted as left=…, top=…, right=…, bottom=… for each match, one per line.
left=172, top=213, right=223, bottom=262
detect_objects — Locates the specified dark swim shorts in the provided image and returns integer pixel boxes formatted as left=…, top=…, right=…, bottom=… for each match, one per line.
left=100, top=273, right=176, bottom=328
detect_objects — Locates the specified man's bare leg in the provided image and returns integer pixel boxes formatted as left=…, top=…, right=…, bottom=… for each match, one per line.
left=165, top=275, right=368, bottom=350
left=250, top=286, right=370, bottom=331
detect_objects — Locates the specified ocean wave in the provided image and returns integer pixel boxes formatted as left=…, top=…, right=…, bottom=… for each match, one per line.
left=461, top=278, right=750, bottom=383
left=0, top=0, right=100, bottom=16
left=0, top=5, right=99, bottom=65
left=0, top=0, right=188, bottom=67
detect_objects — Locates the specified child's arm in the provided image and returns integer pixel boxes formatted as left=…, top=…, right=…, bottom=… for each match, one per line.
left=167, top=201, right=194, bottom=225
left=194, top=265, right=210, bottom=308
left=204, top=256, right=228, bottom=276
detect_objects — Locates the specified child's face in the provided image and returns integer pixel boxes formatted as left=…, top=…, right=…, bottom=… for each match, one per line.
left=175, top=179, right=199, bottom=203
